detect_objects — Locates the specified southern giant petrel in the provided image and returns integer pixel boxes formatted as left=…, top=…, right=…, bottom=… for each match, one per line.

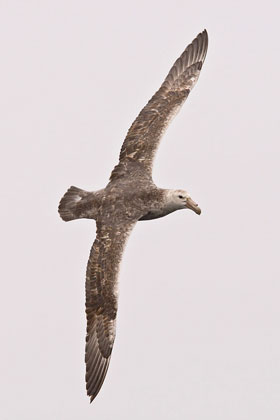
left=59, top=29, right=208, bottom=402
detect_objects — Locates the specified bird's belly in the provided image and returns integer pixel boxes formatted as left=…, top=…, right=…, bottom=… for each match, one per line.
left=139, top=208, right=173, bottom=221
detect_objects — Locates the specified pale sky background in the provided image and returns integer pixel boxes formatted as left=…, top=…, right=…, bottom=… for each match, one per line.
left=1, top=1, right=280, bottom=419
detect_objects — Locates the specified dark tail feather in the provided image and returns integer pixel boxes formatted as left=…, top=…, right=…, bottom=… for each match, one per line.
left=58, top=186, right=87, bottom=221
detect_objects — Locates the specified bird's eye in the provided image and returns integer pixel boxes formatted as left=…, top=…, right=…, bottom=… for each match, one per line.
left=178, top=195, right=183, bottom=199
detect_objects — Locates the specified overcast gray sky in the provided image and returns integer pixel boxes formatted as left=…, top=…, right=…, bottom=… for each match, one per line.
left=1, top=1, right=280, bottom=419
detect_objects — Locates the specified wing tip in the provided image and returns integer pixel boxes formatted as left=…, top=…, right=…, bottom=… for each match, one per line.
left=85, top=321, right=113, bottom=403
left=197, top=29, right=208, bottom=41
left=86, top=358, right=110, bottom=403
left=192, top=29, right=208, bottom=62
left=163, top=29, right=209, bottom=89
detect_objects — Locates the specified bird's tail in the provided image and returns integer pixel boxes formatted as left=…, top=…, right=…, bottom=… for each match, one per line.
left=58, top=186, right=88, bottom=221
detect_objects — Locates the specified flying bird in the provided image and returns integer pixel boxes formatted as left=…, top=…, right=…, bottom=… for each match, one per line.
left=59, top=30, right=208, bottom=402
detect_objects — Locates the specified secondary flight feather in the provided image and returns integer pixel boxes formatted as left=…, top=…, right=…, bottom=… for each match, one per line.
left=58, top=30, right=208, bottom=402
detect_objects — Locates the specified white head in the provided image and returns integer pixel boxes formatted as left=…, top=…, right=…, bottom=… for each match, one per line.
left=165, top=189, right=201, bottom=215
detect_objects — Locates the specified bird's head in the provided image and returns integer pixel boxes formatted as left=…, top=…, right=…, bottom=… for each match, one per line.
left=166, top=189, right=201, bottom=215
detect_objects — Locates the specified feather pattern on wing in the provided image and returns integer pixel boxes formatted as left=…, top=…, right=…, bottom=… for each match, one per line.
left=109, top=30, right=208, bottom=182
left=85, top=221, right=135, bottom=402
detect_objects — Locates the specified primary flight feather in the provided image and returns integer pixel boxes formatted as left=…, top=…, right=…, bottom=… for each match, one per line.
left=59, top=29, right=208, bottom=402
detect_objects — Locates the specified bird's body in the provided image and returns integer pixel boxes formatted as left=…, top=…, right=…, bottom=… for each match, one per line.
left=59, top=30, right=208, bottom=402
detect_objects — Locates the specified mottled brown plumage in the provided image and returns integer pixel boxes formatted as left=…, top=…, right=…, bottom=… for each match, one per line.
left=58, top=30, right=208, bottom=402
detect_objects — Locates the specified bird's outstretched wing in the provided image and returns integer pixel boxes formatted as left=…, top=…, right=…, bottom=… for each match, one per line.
left=85, top=221, right=135, bottom=402
left=109, top=30, right=208, bottom=182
